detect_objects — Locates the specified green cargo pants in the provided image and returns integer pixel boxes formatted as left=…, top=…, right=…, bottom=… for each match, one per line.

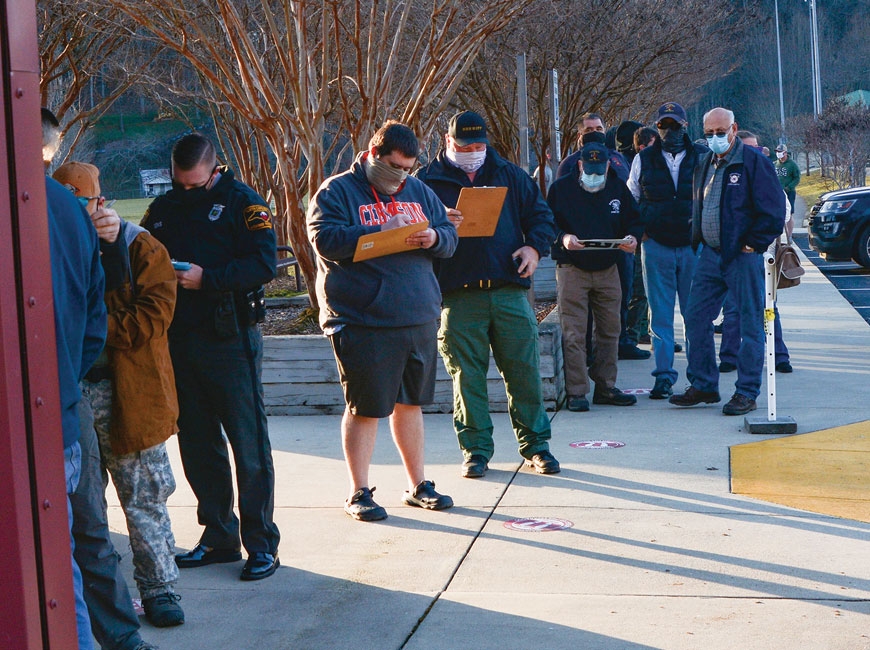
left=438, top=285, right=551, bottom=462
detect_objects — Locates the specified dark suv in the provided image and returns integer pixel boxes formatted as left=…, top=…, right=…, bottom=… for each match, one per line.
left=807, top=185, right=870, bottom=267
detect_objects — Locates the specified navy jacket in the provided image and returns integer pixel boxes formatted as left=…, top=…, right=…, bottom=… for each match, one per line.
left=46, top=177, right=107, bottom=448
left=307, top=153, right=457, bottom=330
left=415, top=148, right=555, bottom=294
left=636, top=138, right=707, bottom=248
left=547, top=169, right=642, bottom=271
left=691, top=139, right=785, bottom=269
left=143, top=167, right=277, bottom=335
left=555, top=148, right=630, bottom=183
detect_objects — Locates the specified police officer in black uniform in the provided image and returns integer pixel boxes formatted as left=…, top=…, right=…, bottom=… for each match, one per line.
left=142, top=133, right=280, bottom=581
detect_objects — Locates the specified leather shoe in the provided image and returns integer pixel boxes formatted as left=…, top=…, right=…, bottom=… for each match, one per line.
left=618, top=344, right=651, bottom=360
left=240, top=552, right=279, bottom=581
left=669, top=386, right=721, bottom=407
left=175, top=544, right=242, bottom=569
left=524, top=451, right=560, bottom=474
left=718, top=361, right=737, bottom=373
left=592, top=386, right=637, bottom=406
left=776, top=361, right=793, bottom=373
left=722, top=393, right=757, bottom=416
left=462, top=454, right=489, bottom=478
left=566, top=395, right=589, bottom=412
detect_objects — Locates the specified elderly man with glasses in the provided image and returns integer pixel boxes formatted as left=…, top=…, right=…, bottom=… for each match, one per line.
left=669, top=107, right=784, bottom=416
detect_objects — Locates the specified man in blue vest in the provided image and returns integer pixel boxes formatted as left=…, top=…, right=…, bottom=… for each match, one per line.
left=627, top=102, right=708, bottom=399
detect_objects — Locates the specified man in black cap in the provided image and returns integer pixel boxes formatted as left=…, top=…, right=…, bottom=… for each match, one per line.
left=416, top=111, right=559, bottom=479
left=547, top=143, right=643, bottom=411
left=627, top=102, right=709, bottom=400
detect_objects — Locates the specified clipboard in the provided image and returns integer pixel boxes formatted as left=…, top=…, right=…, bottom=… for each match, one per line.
left=353, top=220, right=429, bottom=262
left=455, top=186, right=507, bottom=237
left=576, top=238, right=630, bottom=250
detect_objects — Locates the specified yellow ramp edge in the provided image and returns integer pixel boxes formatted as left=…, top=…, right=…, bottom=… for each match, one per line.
left=730, top=420, right=870, bottom=523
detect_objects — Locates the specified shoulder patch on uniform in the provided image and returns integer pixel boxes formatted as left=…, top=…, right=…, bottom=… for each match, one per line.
left=244, top=204, right=273, bottom=231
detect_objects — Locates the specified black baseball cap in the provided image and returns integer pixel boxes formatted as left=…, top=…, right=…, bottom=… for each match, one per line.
left=656, top=102, right=688, bottom=124
left=448, top=111, right=488, bottom=146
left=580, top=143, right=608, bottom=175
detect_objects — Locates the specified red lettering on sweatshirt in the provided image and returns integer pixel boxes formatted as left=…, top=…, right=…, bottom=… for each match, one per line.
left=358, top=201, right=428, bottom=226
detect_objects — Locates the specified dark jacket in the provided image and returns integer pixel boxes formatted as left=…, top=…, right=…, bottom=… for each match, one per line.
left=692, top=139, right=786, bottom=269
left=104, top=222, right=179, bottom=455
left=556, top=148, right=631, bottom=183
left=547, top=169, right=643, bottom=271
left=415, top=148, right=555, bottom=294
left=46, top=177, right=107, bottom=448
left=307, top=153, right=457, bottom=330
left=142, top=167, right=277, bottom=335
left=636, top=137, right=707, bottom=248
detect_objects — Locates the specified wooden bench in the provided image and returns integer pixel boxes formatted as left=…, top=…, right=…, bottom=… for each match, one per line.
left=276, top=245, right=302, bottom=292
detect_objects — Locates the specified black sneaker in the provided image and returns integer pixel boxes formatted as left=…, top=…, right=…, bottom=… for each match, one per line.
left=718, top=361, right=737, bottom=373
left=566, top=395, right=590, bottom=412
left=775, top=361, right=793, bottom=373
left=402, top=480, right=454, bottom=510
left=669, top=386, right=721, bottom=406
left=722, top=393, right=757, bottom=416
left=461, top=454, right=489, bottom=478
left=618, top=345, right=651, bottom=360
left=592, top=386, right=637, bottom=406
left=345, top=487, right=387, bottom=521
left=524, top=451, right=561, bottom=474
left=649, top=377, right=673, bottom=400
left=143, top=592, right=184, bottom=627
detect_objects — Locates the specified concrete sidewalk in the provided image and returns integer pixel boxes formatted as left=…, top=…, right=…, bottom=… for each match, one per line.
left=107, top=242, right=870, bottom=650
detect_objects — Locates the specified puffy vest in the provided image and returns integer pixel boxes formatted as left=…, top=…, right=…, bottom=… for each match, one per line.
left=638, top=141, right=705, bottom=248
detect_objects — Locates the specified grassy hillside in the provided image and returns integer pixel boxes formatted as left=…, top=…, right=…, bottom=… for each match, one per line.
left=114, top=198, right=152, bottom=223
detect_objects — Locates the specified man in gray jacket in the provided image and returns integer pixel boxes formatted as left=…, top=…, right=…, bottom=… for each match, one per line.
left=308, top=120, right=458, bottom=521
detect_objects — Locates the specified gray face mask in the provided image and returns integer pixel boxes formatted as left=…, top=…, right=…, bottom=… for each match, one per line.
left=365, top=153, right=409, bottom=196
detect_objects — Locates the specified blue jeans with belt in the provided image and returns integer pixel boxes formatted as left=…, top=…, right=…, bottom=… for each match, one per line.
left=641, top=238, right=696, bottom=384
left=685, top=246, right=765, bottom=400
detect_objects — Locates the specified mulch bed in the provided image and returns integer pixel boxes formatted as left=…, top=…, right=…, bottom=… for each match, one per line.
left=263, top=274, right=556, bottom=336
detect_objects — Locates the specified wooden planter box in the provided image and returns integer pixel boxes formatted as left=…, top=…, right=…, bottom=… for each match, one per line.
left=262, top=307, right=564, bottom=416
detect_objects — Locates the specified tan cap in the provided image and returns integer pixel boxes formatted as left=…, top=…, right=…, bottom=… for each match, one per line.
left=775, top=144, right=787, bottom=153
left=53, top=162, right=101, bottom=198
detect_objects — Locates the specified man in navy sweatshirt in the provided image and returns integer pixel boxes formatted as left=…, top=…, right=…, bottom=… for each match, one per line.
left=308, top=120, right=458, bottom=521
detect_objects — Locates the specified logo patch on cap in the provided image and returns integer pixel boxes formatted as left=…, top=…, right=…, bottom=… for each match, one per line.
left=244, top=204, right=273, bottom=231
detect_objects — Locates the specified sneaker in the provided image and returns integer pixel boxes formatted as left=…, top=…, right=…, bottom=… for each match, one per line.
left=649, top=377, right=673, bottom=400
left=461, top=454, right=488, bottom=478
left=669, top=386, right=721, bottom=407
left=344, top=487, right=387, bottom=521
left=566, top=395, right=590, bottom=412
left=722, top=393, right=757, bottom=416
left=592, top=386, right=637, bottom=406
left=718, top=361, right=737, bottom=373
left=143, top=592, right=184, bottom=628
left=402, top=480, right=454, bottom=510
left=524, top=451, right=561, bottom=474
left=618, top=345, right=651, bottom=360
left=775, top=361, right=793, bottom=373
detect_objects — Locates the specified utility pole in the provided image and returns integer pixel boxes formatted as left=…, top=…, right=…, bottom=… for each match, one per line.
left=516, top=53, right=530, bottom=174
left=774, top=0, right=786, bottom=143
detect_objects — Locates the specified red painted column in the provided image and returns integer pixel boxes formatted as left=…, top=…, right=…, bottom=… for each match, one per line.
left=0, top=0, right=80, bottom=647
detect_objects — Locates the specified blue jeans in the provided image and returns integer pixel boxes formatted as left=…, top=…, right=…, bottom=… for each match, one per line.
left=617, top=252, right=635, bottom=347
left=720, top=292, right=789, bottom=366
left=685, top=246, right=765, bottom=400
left=65, top=441, right=94, bottom=650
left=641, top=239, right=696, bottom=384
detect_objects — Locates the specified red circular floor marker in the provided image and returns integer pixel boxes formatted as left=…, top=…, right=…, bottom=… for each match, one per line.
left=622, top=388, right=651, bottom=395
left=569, top=440, right=626, bottom=449
left=503, top=517, right=573, bottom=532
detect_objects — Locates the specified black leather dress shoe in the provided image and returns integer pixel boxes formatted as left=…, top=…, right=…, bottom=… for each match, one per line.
left=175, top=544, right=242, bottom=569
left=240, top=552, right=279, bottom=581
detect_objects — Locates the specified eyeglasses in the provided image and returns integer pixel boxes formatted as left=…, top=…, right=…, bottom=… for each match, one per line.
left=704, top=124, right=734, bottom=137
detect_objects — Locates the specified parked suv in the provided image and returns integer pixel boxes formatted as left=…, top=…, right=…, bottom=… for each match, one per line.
left=807, top=186, right=870, bottom=267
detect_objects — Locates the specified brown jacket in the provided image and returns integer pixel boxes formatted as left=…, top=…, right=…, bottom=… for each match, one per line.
left=106, top=225, right=178, bottom=455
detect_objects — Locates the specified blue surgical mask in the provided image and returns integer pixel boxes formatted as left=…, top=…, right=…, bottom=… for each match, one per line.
left=706, top=134, right=732, bottom=156
left=581, top=172, right=606, bottom=190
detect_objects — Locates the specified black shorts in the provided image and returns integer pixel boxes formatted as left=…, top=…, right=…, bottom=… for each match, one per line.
left=329, top=321, right=438, bottom=418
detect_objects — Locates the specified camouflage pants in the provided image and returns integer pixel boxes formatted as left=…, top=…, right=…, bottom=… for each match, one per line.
left=81, top=378, right=179, bottom=600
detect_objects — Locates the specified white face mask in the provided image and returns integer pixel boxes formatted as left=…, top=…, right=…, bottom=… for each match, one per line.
left=580, top=172, right=607, bottom=191
left=446, top=148, right=487, bottom=173
left=776, top=152, right=786, bottom=160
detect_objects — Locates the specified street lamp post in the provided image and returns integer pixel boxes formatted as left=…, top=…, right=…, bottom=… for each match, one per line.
left=774, top=0, right=786, bottom=143
left=806, top=0, right=823, bottom=118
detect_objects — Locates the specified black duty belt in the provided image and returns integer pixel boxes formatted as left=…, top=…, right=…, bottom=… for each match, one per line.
left=461, top=279, right=510, bottom=291
left=84, top=365, right=112, bottom=383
